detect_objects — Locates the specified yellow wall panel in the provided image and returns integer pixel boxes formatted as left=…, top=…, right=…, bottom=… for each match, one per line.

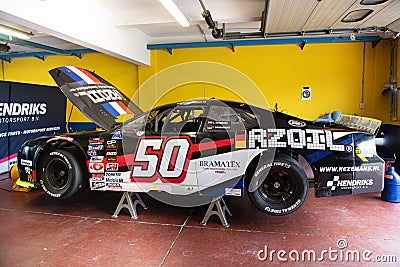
left=139, top=42, right=391, bottom=122
left=155, top=83, right=243, bottom=108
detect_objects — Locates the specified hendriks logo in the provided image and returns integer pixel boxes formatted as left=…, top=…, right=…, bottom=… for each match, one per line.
left=327, top=176, right=340, bottom=190
left=0, top=102, right=47, bottom=116
left=327, top=175, right=374, bottom=190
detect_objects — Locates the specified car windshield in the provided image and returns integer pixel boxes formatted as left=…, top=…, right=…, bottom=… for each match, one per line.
left=119, top=111, right=150, bottom=133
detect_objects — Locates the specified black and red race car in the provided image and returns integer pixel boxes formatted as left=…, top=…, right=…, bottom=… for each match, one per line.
left=17, top=66, right=385, bottom=216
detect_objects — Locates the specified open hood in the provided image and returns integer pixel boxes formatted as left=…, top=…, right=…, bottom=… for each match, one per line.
left=49, top=66, right=142, bottom=130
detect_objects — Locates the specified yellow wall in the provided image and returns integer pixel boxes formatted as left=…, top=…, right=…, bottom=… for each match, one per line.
left=0, top=40, right=395, bottom=124
left=139, top=41, right=392, bottom=122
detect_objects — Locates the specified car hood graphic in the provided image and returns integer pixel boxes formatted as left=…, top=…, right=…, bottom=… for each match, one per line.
left=49, top=66, right=142, bottom=130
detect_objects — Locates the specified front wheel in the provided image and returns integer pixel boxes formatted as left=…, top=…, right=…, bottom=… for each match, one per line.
left=38, top=149, right=84, bottom=199
left=247, top=154, right=308, bottom=216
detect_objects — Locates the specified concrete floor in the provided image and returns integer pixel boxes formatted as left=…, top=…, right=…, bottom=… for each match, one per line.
left=0, top=174, right=399, bottom=267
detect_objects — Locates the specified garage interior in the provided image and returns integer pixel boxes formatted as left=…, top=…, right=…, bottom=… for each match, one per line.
left=1, top=0, right=400, bottom=266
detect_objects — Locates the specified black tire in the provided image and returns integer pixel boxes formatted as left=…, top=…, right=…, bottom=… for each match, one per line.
left=38, top=149, right=84, bottom=199
left=247, top=154, right=308, bottom=216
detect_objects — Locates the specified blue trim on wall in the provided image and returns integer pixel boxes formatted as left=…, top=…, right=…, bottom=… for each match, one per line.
left=147, top=36, right=381, bottom=51
left=0, top=49, right=95, bottom=61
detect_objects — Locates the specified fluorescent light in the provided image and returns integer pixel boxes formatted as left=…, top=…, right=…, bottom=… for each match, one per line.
left=0, top=25, right=31, bottom=40
left=341, top=9, right=373, bottom=23
left=159, top=0, right=190, bottom=27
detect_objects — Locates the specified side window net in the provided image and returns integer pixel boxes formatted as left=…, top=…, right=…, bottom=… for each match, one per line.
left=163, top=106, right=205, bottom=132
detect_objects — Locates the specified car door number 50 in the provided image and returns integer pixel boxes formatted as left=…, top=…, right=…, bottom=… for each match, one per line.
left=131, top=137, right=192, bottom=183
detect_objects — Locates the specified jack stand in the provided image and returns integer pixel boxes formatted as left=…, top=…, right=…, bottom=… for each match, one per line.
left=112, top=192, right=147, bottom=219
left=200, top=197, right=232, bottom=228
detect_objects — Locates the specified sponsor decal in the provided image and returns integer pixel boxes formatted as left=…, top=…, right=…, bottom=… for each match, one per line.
left=249, top=129, right=346, bottom=151
left=91, top=182, right=106, bottom=189
left=88, top=144, right=104, bottom=151
left=206, top=120, right=213, bottom=130
left=89, top=162, right=104, bottom=173
left=27, top=173, right=34, bottom=182
left=105, top=177, right=124, bottom=183
left=112, top=131, right=122, bottom=139
left=136, top=131, right=145, bottom=137
left=0, top=126, right=60, bottom=135
left=199, top=160, right=240, bottom=168
left=198, top=160, right=241, bottom=173
left=47, top=136, right=72, bottom=143
left=91, top=174, right=104, bottom=181
left=72, top=86, right=122, bottom=104
left=24, top=166, right=32, bottom=174
left=106, top=140, right=117, bottom=149
left=319, top=165, right=381, bottom=173
left=20, top=159, right=32, bottom=166
left=235, top=132, right=246, bottom=149
left=206, top=120, right=231, bottom=130
left=0, top=102, right=46, bottom=116
left=104, top=172, right=122, bottom=177
left=89, top=137, right=104, bottom=145
left=225, top=188, right=242, bottom=197
left=47, top=136, right=74, bottom=143
left=288, top=120, right=306, bottom=127
left=107, top=183, right=122, bottom=189
left=355, top=145, right=375, bottom=162
left=106, top=149, right=117, bottom=156
left=106, top=163, right=118, bottom=171
left=90, top=156, right=104, bottom=162
left=87, top=150, right=97, bottom=156
left=106, top=156, right=117, bottom=161
left=327, top=175, right=374, bottom=190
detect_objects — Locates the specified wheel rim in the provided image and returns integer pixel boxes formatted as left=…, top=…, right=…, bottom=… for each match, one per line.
left=45, top=158, right=69, bottom=190
left=258, top=170, right=297, bottom=204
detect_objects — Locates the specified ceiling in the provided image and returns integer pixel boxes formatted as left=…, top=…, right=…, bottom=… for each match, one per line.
left=0, top=0, right=399, bottom=65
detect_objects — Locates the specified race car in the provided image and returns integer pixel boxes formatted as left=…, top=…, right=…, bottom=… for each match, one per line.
left=17, top=66, right=385, bottom=216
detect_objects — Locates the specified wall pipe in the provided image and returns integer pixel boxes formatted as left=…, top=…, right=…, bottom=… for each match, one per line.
left=0, top=49, right=95, bottom=62
left=147, top=36, right=381, bottom=51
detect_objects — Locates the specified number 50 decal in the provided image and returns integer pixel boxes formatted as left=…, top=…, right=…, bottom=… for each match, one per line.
left=131, top=136, right=193, bottom=183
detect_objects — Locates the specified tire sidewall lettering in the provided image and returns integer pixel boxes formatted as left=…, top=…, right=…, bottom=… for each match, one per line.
left=254, top=161, right=291, bottom=178
left=49, top=151, right=72, bottom=169
left=39, top=179, right=62, bottom=198
left=264, top=198, right=301, bottom=214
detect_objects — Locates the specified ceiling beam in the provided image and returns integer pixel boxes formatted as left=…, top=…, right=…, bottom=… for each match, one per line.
left=0, top=0, right=151, bottom=66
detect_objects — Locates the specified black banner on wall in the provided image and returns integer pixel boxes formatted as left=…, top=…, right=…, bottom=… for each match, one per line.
left=0, top=81, right=66, bottom=174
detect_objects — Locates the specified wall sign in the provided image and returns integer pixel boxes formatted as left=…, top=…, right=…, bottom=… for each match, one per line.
left=0, top=81, right=66, bottom=173
left=302, top=86, right=311, bottom=100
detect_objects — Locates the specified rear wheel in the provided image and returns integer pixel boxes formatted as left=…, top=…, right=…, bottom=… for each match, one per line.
left=247, top=154, right=308, bottom=216
left=38, top=149, right=84, bottom=199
